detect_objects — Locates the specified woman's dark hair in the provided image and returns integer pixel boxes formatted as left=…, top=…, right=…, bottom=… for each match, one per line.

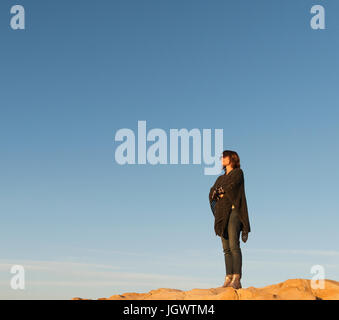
left=221, top=150, right=240, bottom=173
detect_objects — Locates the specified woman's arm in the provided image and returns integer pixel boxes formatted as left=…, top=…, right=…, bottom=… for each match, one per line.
left=208, top=176, right=221, bottom=205
left=210, top=199, right=217, bottom=216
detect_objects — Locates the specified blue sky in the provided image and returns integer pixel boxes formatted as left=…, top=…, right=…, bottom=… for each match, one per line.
left=1, top=0, right=339, bottom=299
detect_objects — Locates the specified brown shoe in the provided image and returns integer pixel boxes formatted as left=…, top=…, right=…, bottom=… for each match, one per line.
left=222, top=274, right=233, bottom=287
left=229, top=273, right=242, bottom=289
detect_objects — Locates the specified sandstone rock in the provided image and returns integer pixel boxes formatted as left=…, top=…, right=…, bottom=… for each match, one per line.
left=72, top=278, right=339, bottom=300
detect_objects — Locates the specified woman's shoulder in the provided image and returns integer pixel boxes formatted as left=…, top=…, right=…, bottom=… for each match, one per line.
left=229, top=167, right=243, bottom=175
left=230, top=168, right=244, bottom=180
left=217, top=168, right=243, bottom=180
left=235, top=167, right=244, bottom=177
left=218, top=172, right=229, bottom=180
left=215, top=174, right=224, bottom=181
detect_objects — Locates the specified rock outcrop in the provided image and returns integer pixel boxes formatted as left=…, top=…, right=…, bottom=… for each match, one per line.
left=72, top=278, right=339, bottom=300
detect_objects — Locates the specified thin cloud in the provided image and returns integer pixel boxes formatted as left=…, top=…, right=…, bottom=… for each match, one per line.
left=244, top=248, right=339, bottom=257
left=0, top=259, right=122, bottom=272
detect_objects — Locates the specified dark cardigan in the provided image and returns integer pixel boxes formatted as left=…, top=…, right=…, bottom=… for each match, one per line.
left=208, top=167, right=251, bottom=237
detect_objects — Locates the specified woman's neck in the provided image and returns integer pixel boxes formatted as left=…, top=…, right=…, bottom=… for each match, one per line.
left=226, top=166, right=233, bottom=175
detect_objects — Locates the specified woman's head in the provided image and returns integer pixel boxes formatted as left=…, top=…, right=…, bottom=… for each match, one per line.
left=221, top=150, right=240, bottom=172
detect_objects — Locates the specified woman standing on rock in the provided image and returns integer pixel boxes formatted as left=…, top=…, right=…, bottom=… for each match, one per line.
left=209, top=150, right=251, bottom=289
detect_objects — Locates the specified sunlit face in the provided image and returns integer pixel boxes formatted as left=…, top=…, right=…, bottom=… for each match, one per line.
left=222, top=156, right=231, bottom=168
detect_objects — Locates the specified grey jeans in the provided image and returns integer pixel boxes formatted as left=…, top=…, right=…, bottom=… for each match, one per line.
left=221, top=207, right=242, bottom=276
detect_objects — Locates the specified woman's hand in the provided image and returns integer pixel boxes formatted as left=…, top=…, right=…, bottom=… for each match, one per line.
left=241, top=231, right=248, bottom=243
left=216, top=186, right=225, bottom=199
left=211, top=189, right=218, bottom=201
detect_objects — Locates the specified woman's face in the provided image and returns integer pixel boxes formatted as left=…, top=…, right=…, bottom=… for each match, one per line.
left=222, top=156, right=231, bottom=168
